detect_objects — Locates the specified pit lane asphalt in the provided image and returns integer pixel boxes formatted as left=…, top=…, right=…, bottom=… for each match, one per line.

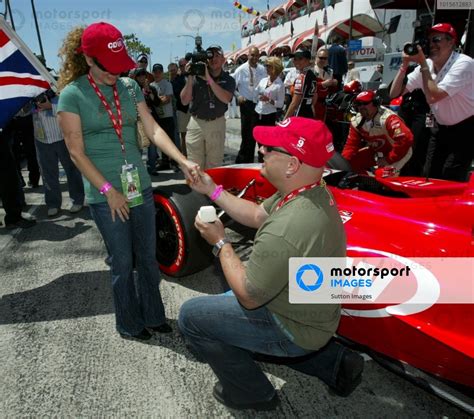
left=0, top=119, right=469, bottom=418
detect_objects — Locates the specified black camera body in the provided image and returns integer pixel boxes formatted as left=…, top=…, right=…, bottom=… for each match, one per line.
left=404, top=17, right=431, bottom=56
left=35, top=88, right=56, bottom=104
left=187, top=36, right=213, bottom=77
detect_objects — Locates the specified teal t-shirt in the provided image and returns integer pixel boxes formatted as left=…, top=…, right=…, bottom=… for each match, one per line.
left=57, top=75, right=151, bottom=204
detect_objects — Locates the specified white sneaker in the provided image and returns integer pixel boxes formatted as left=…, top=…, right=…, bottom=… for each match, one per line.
left=69, top=204, right=83, bottom=213
left=47, top=208, right=59, bottom=217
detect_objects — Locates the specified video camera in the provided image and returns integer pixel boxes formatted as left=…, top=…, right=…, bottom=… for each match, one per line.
left=188, top=36, right=213, bottom=77
left=403, top=18, right=430, bottom=56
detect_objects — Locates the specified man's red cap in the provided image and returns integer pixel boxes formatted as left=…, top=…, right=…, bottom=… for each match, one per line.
left=354, top=90, right=375, bottom=104
left=78, top=22, right=136, bottom=74
left=253, top=117, right=334, bottom=168
left=429, top=23, right=457, bottom=42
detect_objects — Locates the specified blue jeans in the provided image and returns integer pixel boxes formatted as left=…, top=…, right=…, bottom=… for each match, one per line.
left=89, top=187, right=166, bottom=336
left=35, top=139, right=84, bottom=209
left=178, top=294, right=345, bottom=403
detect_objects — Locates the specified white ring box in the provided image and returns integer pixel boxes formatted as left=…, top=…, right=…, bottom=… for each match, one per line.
left=198, top=206, right=217, bottom=223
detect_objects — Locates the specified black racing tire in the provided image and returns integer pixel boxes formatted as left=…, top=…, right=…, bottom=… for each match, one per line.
left=154, top=184, right=213, bottom=277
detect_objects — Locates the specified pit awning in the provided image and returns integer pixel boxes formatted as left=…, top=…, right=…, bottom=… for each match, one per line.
left=329, top=13, right=385, bottom=40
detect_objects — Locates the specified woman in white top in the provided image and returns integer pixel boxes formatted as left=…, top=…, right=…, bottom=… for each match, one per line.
left=254, top=57, right=285, bottom=126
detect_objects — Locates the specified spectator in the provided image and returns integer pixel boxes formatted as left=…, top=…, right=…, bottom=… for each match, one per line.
left=130, top=54, right=154, bottom=83
left=254, top=57, right=285, bottom=127
left=0, top=125, right=36, bottom=229
left=32, top=91, right=84, bottom=217
left=169, top=59, right=190, bottom=157
left=233, top=46, right=267, bottom=163
left=180, top=45, right=236, bottom=169
left=285, top=50, right=317, bottom=119
left=369, top=64, right=384, bottom=83
left=57, top=22, right=198, bottom=341
left=390, top=23, right=474, bottom=181
left=342, top=90, right=414, bottom=173
left=328, top=38, right=348, bottom=89
left=342, top=61, right=360, bottom=85
left=313, top=47, right=338, bottom=121
left=179, top=117, right=363, bottom=411
left=150, top=63, right=177, bottom=171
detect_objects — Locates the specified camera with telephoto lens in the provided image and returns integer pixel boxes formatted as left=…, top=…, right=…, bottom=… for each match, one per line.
left=403, top=19, right=430, bottom=56
left=188, top=36, right=213, bottom=77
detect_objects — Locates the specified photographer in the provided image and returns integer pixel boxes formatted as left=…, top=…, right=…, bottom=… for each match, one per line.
left=390, top=23, right=474, bottom=181
left=33, top=90, right=84, bottom=217
left=180, top=45, right=236, bottom=169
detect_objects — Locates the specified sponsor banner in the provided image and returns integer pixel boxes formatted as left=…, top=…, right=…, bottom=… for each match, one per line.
left=289, top=257, right=473, bottom=304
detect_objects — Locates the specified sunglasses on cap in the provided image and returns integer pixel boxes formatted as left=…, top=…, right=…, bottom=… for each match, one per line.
left=263, top=145, right=293, bottom=157
left=317, top=56, right=328, bottom=60
left=93, top=58, right=119, bottom=75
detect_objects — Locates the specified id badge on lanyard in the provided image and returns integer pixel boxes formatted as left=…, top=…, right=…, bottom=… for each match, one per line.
left=120, top=164, right=143, bottom=207
left=425, top=112, right=435, bottom=128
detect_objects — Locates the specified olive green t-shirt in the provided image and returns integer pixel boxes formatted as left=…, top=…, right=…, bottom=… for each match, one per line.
left=57, top=75, right=150, bottom=204
left=246, top=185, right=346, bottom=350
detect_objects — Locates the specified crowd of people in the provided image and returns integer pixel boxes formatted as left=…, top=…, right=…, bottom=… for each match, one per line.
left=0, top=19, right=473, bottom=412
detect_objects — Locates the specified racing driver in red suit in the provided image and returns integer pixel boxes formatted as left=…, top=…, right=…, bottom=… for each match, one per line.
left=342, top=90, right=414, bottom=174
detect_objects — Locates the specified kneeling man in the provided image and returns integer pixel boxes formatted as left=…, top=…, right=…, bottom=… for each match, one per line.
left=179, top=117, right=363, bottom=410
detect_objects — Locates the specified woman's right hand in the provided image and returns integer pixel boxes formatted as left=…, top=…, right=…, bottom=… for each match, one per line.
left=105, top=188, right=130, bottom=222
left=188, top=169, right=217, bottom=197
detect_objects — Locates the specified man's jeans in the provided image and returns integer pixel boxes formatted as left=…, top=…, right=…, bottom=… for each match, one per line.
left=179, top=294, right=345, bottom=403
left=35, top=139, right=84, bottom=209
left=89, top=188, right=166, bottom=336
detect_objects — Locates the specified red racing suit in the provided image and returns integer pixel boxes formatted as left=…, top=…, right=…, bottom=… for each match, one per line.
left=342, top=106, right=413, bottom=173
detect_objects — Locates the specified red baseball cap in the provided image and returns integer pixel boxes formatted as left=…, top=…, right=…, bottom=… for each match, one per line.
left=354, top=90, right=376, bottom=104
left=429, top=23, right=457, bottom=42
left=78, top=22, right=136, bottom=74
left=253, top=117, right=334, bottom=168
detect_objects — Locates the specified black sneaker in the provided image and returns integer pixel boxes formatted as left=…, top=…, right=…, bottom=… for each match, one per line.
left=212, top=382, right=280, bottom=411
left=5, top=217, right=36, bottom=230
left=119, top=329, right=152, bottom=341
left=149, top=323, right=173, bottom=334
left=332, top=349, right=364, bottom=397
left=156, top=163, right=171, bottom=171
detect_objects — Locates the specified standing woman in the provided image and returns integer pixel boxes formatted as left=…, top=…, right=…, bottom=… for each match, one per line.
left=254, top=57, right=285, bottom=126
left=57, top=22, right=199, bottom=341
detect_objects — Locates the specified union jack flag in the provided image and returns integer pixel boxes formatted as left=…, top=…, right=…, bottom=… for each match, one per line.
left=0, top=16, right=55, bottom=130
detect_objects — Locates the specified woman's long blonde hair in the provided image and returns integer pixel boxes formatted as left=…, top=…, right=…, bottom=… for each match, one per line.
left=57, top=26, right=89, bottom=91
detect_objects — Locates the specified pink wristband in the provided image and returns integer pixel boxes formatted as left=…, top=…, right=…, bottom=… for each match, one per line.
left=99, top=181, right=112, bottom=195
left=210, top=185, right=224, bottom=201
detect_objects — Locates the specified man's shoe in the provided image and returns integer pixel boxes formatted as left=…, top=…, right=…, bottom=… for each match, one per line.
left=212, top=382, right=280, bottom=411
left=69, top=204, right=83, bottom=213
left=47, top=208, right=60, bottom=217
left=149, top=323, right=173, bottom=334
left=119, top=329, right=152, bottom=341
left=332, top=349, right=364, bottom=397
left=156, top=163, right=171, bottom=171
left=5, top=217, right=36, bottom=230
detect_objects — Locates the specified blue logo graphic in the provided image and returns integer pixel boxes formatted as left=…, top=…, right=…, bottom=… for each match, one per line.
left=296, top=264, right=324, bottom=292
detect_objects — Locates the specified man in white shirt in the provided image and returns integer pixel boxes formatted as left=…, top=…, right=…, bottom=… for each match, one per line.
left=390, top=23, right=474, bottom=181
left=343, top=61, right=360, bottom=85
left=233, top=46, right=267, bottom=163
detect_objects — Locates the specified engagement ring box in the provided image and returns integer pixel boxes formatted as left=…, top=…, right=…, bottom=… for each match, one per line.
left=198, top=206, right=217, bottom=223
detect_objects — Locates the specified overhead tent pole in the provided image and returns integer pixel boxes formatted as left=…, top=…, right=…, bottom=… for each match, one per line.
left=30, top=0, right=45, bottom=61
left=0, top=16, right=56, bottom=89
left=349, top=0, right=354, bottom=57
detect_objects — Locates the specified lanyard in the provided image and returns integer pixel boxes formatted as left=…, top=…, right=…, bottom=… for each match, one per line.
left=87, top=73, right=126, bottom=158
left=275, top=180, right=323, bottom=212
left=433, top=51, right=459, bottom=84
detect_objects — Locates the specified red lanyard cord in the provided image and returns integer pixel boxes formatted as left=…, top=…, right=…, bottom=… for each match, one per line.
left=275, top=179, right=333, bottom=212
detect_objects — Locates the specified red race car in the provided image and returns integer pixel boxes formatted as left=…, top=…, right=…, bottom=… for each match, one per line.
left=153, top=166, right=474, bottom=413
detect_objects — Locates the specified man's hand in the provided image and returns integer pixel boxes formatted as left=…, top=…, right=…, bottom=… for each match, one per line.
left=194, top=215, right=225, bottom=245
left=188, top=169, right=216, bottom=196
left=37, top=101, right=52, bottom=111
left=179, top=160, right=200, bottom=185
left=237, top=96, right=246, bottom=105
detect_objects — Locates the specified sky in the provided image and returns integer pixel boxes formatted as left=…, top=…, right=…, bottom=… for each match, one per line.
left=4, top=0, right=283, bottom=73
